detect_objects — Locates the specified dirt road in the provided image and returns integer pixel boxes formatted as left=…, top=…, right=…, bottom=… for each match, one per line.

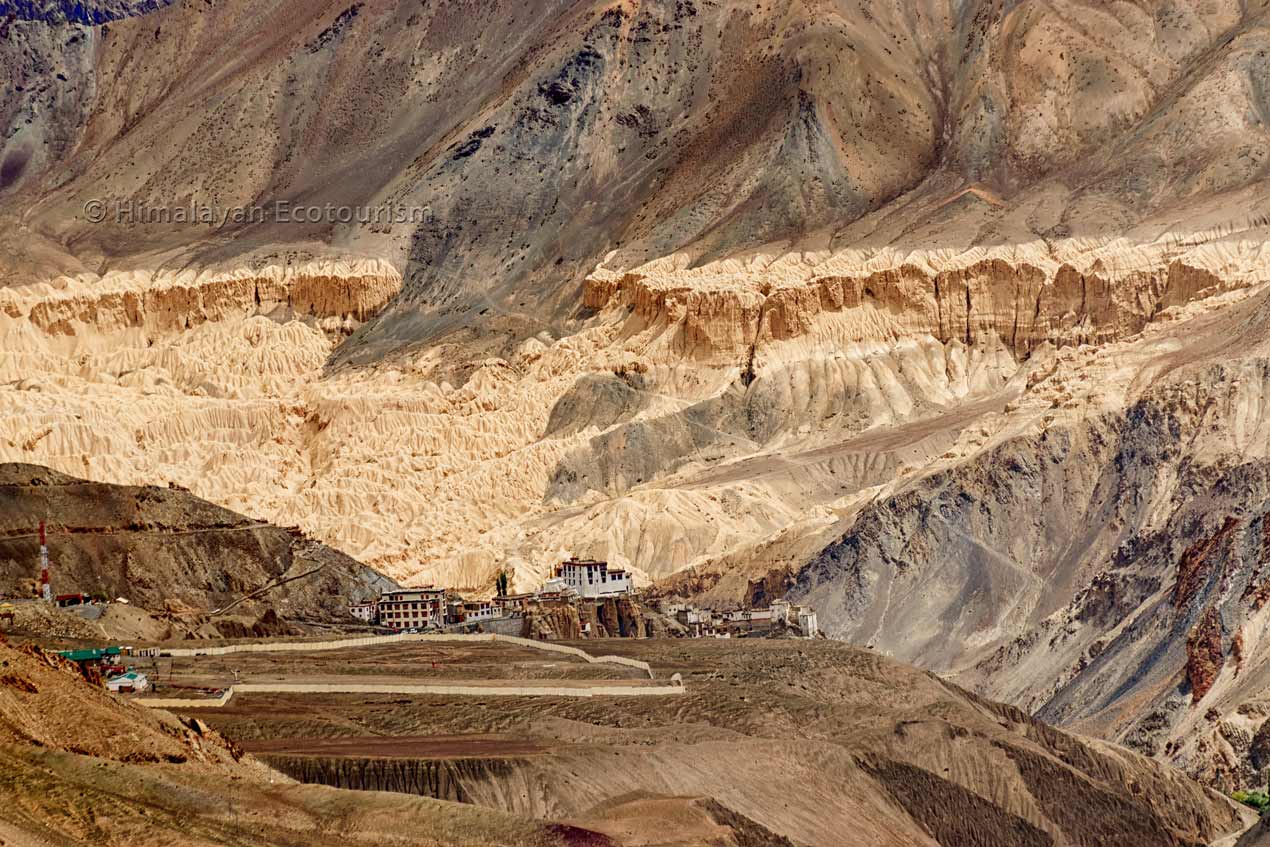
left=137, top=677, right=685, bottom=708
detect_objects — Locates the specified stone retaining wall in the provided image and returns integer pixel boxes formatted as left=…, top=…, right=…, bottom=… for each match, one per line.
left=135, top=679, right=684, bottom=709
left=159, top=632, right=656, bottom=678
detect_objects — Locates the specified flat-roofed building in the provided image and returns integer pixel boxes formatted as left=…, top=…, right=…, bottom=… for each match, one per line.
left=106, top=671, right=149, bottom=693
left=349, top=601, right=378, bottom=623
left=797, top=608, right=819, bottom=638
left=378, top=588, right=446, bottom=630
left=462, top=599, right=496, bottom=622
left=557, top=558, right=632, bottom=598
left=494, top=593, right=532, bottom=615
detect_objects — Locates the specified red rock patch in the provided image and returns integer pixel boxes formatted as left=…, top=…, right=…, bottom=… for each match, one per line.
left=1186, top=606, right=1225, bottom=704
left=1174, top=517, right=1240, bottom=609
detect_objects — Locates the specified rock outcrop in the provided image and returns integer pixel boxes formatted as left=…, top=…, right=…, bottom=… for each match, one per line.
left=521, top=596, right=652, bottom=640
left=522, top=600, right=583, bottom=641
left=4, top=260, right=400, bottom=339
left=584, top=257, right=1248, bottom=363
left=1187, top=607, right=1227, bottom=705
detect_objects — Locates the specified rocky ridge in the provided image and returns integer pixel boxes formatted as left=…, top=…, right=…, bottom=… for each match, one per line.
left=0, top=462, right=393, bottom=636
left=584, top=234, right=1270, bottom=365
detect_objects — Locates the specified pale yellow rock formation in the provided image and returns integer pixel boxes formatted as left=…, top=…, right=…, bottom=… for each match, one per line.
left=586, top=232, right=1270, bottom=363
left=2, top=233, right=1264, bottom=599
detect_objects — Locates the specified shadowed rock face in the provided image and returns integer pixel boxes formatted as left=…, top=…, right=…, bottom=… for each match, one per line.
left=0, top=462, right=392, bottom=620
left=257, top=755, right=502, bottom=802
left=7, top=1, right=176, bottom=24
left=521, top=595, right=654, bottom=639
left=4, top=0, right=1270, bottom=344
left=790, top=294, right=1270, bottom=791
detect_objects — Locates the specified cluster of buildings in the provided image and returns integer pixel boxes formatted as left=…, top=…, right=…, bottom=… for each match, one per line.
left=346, top=556, right=819, bottom=641
left=57, top=645, right=157, bottom=693
left=350, top=558, right=634, bottom=632
left=662, top=597, right=819, bottom=639
left=348, top=587, right=489, bottom=631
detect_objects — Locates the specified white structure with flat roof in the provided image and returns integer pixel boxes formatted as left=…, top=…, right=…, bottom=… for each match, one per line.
left=462, top=599, right=497, bottom=622
left=557, top=559, right=632, bottom=598
left=106, top=671, right=149, bottom=693
left=348, top=601, right=378, bottom=623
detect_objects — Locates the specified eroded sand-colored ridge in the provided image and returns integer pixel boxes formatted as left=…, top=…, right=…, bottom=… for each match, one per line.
left=2, top=237, right=1266, bottom=597
left=0, top=258, right=401, bottom=338
left=585, top=234, right=1270, bottom=363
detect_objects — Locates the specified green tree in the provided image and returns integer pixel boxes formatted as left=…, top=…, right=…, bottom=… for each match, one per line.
left=1233, top=790, right=1270, bottom=812
left=495, top=570, right=510, bottom=597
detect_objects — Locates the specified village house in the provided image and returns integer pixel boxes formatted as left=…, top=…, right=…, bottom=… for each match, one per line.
left=377, top=587, right=446, bottom=630
left=715, top=607, right=773, bottom=634
left=106, top=671, right=149, bottom=693
left=668, top=599, right=819, bottom=639
left=770, top=599, right=819, bottom=637
left=797, top=607, right=819, bottom=638
left=493, top=592, right=532, bottom=615
left=677, top=607, right=719, bottom=638
left=444, top=599, right=465, bottom=625
left=348, top=601, right=378, bottom=623
left=462, top=599, right=496, bottom=622
left=440, top=597, right=497, bottom=625
left=770, top=598, right=791, bottom=623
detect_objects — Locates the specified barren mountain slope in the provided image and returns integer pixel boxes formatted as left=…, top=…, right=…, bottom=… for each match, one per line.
left=3, top=635, right=1252, bottom=846
left=0, top=638, right=626, bottom=847
left=5, top=0, right=1270, bottom=590
left=194, top=638, right=1255, bottom=847
left=4, top=0, right=1270, bottom=314
left=0, top=462, right=393, bottom=634
left=789, top=276, right=1270, bottom=789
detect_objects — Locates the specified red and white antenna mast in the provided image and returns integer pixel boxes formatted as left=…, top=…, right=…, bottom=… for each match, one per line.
left=39, top=520, right=52, bottom=603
